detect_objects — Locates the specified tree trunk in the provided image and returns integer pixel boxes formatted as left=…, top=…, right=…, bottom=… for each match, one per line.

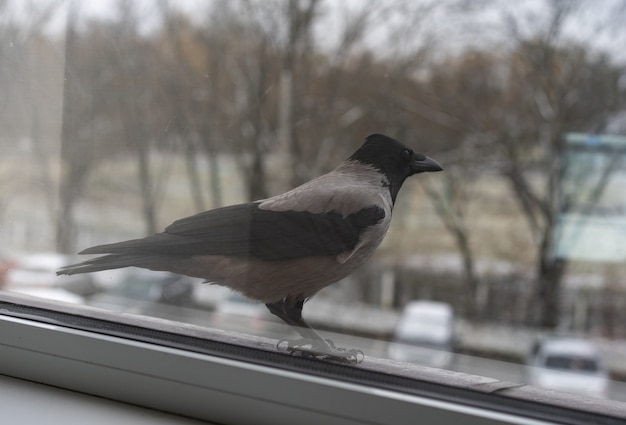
left=56, top=7, right=87, bottom=254
left=247, top=148, right=268, bottom=201
left=184, top=137, right=206, bottom=212
left=135, top=141, right=157, bottom=235
left=534, top=227, right=567, bottom=327
left=454, top=225, right=481, bottom=320
left=207, top=152, right=222, bottom=208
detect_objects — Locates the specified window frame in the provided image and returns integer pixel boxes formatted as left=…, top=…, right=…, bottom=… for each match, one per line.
left=1, top=292, right=624, bottom=425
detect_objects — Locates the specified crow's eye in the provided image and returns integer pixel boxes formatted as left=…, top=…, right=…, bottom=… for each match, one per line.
left=401, top=148, right=412, bottom=161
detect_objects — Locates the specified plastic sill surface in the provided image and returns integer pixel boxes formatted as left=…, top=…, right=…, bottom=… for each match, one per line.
left=0, top=293, right=624, bottom=425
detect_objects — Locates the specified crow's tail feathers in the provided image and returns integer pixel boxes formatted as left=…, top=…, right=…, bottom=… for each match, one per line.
left=57, top=254, right=168, bottom=276
left=57, top=234, right=181, bottom=276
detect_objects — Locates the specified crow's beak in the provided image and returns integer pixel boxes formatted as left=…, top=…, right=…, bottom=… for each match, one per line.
left=411, top=155, right=443, bottom=174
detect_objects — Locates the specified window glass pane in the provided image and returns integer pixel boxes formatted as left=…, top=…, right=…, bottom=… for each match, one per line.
left=1, top=0, right=625, bottom=406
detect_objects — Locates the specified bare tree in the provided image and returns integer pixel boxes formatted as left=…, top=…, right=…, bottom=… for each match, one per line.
left=422, top=151, right=482, bottom=318
left=162, top=7, right=204, bottom=211
left=107, top=0, right=168, bottom=234
left=278, top=0, right=319, bottom=187
left=0, top=1, right=64, bottom=249
left=498, top=5, right=624, bottom=327
left=393, top=0, right=626, bottom=324
left=210, top=1, right=283, bottom=201
left=57, top=4, right=83, bottom=253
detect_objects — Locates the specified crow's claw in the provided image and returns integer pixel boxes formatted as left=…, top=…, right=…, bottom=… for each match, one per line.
left=276, top=338, right=364, bottom=364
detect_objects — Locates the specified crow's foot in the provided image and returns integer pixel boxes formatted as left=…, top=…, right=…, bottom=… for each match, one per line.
left=276, top=338, right=364, bottom=364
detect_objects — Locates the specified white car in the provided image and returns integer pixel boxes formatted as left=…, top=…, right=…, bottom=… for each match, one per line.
left=525, top=336, right=609, bottom=398
left=213, top=293, right=277, bottom=332
left=5, top=253, right=94, bottom=292
left=5, top=253, right=71, bottom=287
left=388, top=301, right=455, bottom=368
left=3, top=253, right=93, bottom=304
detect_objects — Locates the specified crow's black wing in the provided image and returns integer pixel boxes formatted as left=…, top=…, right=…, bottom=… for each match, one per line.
left=81, top=202, right=385, bottom=261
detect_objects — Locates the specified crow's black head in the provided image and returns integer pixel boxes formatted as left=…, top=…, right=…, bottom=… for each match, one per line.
left=349, top=134, right=442, bottom=203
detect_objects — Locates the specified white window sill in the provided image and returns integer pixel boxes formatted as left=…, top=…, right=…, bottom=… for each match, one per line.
left=0, top=374, right=210, bottom=425
left=0, top=292, right=624, bottom=425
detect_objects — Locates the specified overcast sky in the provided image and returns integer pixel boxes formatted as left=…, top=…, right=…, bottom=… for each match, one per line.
left=5, top=0, right=626, bottom=64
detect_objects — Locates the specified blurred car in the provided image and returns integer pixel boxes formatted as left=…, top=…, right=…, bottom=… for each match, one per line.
left=388, top=301, right=455, bottom=368
left=192, top=283, right=232, bottom=310
left=87, top=269, right=196, bottom=312
left=525, top=336, right=609, bottom=398
left=5, top=253, right=96, bottom=295
left=213, top=292, right=276, bottom=331
left=0, top=252, right=17, bottom=287
left=2, top=253, right=96, bottom=303
left=5, top=253, right=69, bottom=286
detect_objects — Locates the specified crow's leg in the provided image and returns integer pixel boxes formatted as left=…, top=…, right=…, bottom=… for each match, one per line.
left=266, top=297, right=363, bottom=364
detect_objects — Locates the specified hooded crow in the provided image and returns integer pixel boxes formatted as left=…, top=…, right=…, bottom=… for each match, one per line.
left=58, top=133, right=442, bottom=362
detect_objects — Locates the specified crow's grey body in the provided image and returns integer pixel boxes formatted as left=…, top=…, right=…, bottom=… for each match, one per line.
left=61, top=161, right=392, bottom=302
